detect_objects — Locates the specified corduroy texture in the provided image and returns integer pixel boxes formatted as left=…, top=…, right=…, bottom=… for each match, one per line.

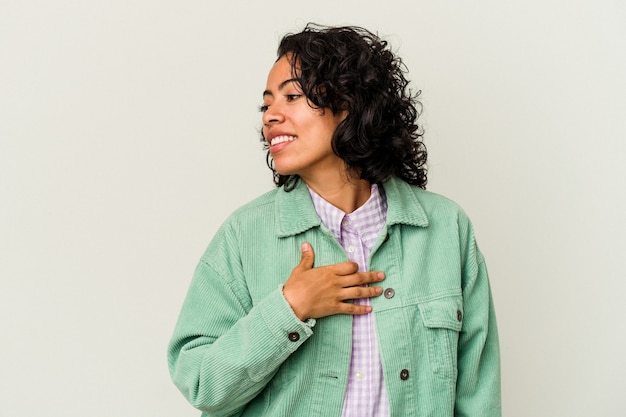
left=167, top=176, right=501, bottom=417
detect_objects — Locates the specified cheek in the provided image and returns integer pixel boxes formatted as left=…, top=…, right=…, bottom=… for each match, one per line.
left=322, top=118, right=341, bottom=138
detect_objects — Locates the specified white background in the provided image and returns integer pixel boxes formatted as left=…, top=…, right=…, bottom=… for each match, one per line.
left=1, top=1, right=625, bottom=416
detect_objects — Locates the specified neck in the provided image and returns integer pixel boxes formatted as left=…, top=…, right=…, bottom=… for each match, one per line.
left=303, top=172, right=372, bottom=214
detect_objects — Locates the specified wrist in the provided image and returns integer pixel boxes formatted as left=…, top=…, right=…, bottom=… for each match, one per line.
left=281, top=284, right=310, bottom=322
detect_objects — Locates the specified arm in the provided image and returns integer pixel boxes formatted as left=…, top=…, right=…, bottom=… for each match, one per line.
left=168, top=232, right=385, bottom=416
left=455, top=231, right=501, bottom=416
left=167, top=225, right=314, bottom=417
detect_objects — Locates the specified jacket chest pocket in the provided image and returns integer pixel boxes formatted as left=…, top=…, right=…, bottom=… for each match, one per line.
left=418, top=295, right=463, bottom=380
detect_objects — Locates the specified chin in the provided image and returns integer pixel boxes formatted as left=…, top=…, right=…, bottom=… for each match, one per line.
left=273, top=164, right=299, bottom=177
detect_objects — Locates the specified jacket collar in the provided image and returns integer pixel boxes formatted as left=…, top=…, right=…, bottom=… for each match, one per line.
left=274, top=176, right=428, bottom=238
left=382, top=176, right=429, bottom=228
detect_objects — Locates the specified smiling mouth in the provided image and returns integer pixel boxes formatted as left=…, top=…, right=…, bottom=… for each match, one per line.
left=270, top=135, right=296, bottom=147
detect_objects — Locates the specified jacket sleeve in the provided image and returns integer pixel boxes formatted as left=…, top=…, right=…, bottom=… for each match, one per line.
left=167, top=221, right=313, bottom=417
left=455, top=222, right=502, bottom=417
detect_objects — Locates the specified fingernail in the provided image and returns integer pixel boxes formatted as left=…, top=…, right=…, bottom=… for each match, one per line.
left=377, top=272, right=385, bottom=279
left=375, top=287, right=382, bottom=294
left=301, top=242, right=309, bottom=252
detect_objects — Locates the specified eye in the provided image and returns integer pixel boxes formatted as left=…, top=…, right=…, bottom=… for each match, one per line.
left=286, top=94, right=302, bottom=102
left=258, top=104, right=269, bottom=113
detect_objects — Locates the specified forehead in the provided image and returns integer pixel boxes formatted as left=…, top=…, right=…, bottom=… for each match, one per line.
left=266, top=56, right=294, bottom=84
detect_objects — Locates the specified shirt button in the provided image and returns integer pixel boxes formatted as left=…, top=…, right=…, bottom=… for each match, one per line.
left=400, top=369, right=410, bottom=380
left=342, top=218, right=350, bottom=226
left=288, top=332, right=300, bottom=342
left=384, top=288, right=395, bottom=299
left=355, top=371, right=363, bottom=380
left=457, top=310, right=463, bottom=322
left=347, top=246, right=356, bottom=253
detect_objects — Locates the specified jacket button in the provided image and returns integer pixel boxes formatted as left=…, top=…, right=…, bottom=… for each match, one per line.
left=400, top=369, right=409, bottom=380
left=384, top=288, right=395, bottom=299
left=288, top=332, right=300, bottom=342
left=457, top=310, right=463, bottom=322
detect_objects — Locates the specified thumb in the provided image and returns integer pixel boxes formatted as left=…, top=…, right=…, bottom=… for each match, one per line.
left=297, top=242, right=315, bottom=271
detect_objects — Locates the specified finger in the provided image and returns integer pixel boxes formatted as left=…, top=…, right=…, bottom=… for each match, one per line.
left=340, top=271, right=385, bottom=287
left=295, top=242, right=315, bottom=271
left=330, top=261, right=360, bottom=276
left=341, top=285, right=383, bottom=300
left=335, top=301, right=373, bottom=315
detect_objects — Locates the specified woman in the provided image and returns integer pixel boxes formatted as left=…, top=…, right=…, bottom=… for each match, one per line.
left=168, top=24, right=501, bottom=417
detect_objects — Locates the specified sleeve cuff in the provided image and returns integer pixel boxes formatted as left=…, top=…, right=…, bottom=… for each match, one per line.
left=257, top=286, right=314, bottom=348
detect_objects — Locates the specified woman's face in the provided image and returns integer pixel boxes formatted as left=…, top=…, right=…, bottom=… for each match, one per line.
left=261, top=55, right=346, bottom=182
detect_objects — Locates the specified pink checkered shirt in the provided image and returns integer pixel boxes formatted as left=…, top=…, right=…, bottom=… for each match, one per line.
left=308, top=183, right=390, bottom=417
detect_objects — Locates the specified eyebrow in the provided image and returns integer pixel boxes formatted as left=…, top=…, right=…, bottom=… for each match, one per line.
left=262, top=78, right=299, bottom=98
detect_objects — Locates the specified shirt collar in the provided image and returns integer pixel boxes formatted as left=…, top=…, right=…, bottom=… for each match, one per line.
left=307, top=183, right=386, bottom=242
left=274, top=176, right=428, bottom=238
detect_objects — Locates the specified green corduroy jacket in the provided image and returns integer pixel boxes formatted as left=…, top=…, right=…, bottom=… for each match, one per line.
left=168, top=176, right=501, bottom=417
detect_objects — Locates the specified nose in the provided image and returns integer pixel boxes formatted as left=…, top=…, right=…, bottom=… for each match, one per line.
left=262, top=102, right=285, bottom=126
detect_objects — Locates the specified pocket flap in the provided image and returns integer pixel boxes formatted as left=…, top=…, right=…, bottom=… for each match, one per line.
left=419, top=295, right=463, bottom=331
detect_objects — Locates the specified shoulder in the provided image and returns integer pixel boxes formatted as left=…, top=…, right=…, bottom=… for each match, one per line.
left=383, top=176, right=472, bottom=227
left=412, top=187, right=470, bottom=221
left=210, top=188, right=281, bottom=243
left=199, top=188, right=280, bottom=263
left=391, top=180, right=484, bottom=266
left=414, top=188, right=476, bottom=242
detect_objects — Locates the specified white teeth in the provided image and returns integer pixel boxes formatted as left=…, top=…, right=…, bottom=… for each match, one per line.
left=270, top=135, right=296, bottom=146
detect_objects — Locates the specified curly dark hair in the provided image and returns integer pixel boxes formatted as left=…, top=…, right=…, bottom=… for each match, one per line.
left=262, top=23, right=427, bottom=189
